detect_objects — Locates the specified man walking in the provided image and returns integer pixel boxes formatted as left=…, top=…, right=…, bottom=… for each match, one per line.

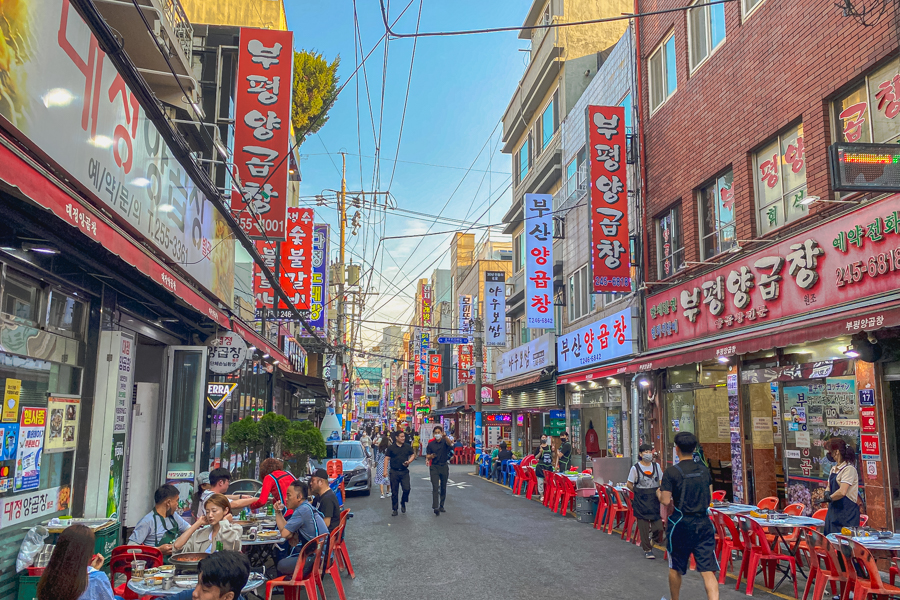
left=626, top=444, right=665, bottom=559
left=425, top=425, right=453, bottom=516
left=659, top=432, right=719, bottom=600
left=385, top=430, right=415, bottom=516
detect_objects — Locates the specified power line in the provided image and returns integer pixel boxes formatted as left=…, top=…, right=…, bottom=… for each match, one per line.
left=300, top=152, right=510, bottom=175
left=386, top=0, right=423, bottom=192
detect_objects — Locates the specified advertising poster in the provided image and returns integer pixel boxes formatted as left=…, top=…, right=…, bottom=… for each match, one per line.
left=2, top=379, right=20, bottom=423
left=0, top=486, right=64, bottom=530
left=0, top=424, right=18, bottom=461
left=15, top=407, right=46, bottom=492
left=108, top=332, right=135, bottom=518
left=524, top=193, right=554, bottom=328
left=45, top=397, right=80, bottom=453
left=727, top=373, right=744, bottom=502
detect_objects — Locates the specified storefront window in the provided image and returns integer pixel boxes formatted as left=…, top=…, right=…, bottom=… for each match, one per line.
left=783, top=337, right=853, bottom=364
left=572, top=386, right=624, bottom=462
left=167, top=349, right=205, bottom=472
left=665, top=364, right=729, bottom=472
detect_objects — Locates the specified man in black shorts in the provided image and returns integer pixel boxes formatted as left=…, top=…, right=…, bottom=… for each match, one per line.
left=659, top=431, right=719, bottom=600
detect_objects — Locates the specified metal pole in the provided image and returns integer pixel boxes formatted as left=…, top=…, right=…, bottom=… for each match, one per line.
left=474, top=317, right=484, bottom=454
left=336, top=153, right=347, bottom=421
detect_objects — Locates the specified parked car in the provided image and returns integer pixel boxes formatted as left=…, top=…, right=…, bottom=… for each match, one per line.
left=310, top=441, right=372, bottom=496
left=227, top=479, right=263, bottom=496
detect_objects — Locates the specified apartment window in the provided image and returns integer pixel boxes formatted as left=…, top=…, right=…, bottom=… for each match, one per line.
left=519, top=319, right=531, bottom=345
left=517, top=138, right=530, bottom=183
left=567, top=265, right=595, bottom=323
left=656, top=206, right=684, bottom=279
left=541, top=90, right=558, bottom=149
left=619, top=93, right=633, bottom=133
left=834, top=57, right=900, bottom=146
left=3, top=274, right=40, bottom=323
left=514, top=233, right=525, bottom=272
left=649, top=34, right=677, bottom=112
left=754, top=123, right=807, bottom=235
left=566, top=158, right=577, bottom=181
left=46, top=291, right=86, bottom=339
left=742, top=0, right=764, bottom=18
left=699, top=170, right=735, bottom=259
left=688, top=0, right=725, bottom=72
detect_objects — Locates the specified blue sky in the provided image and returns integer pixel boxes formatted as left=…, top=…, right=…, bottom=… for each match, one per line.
left=280, top=1, right=527, bottom=347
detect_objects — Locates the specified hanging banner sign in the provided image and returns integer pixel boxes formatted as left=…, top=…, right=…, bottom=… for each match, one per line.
left=428, top=352, right=442, bottom=384
left=485, top=271, right=507, bottom=347
left=208, top=331, right=249, bottom=374
left=459, top=295, right=472, bottom=335
left=306, top=224, right=330, bottom=332
left=253, top=240, right=277, bottom=312
left=45, top=397, right=80, bottom=453
left=524, top=193, right=554, bottom=328
left=15, top=408, right=46, bottom=492
left=420, top=329, right=430, bottom=379
left=2, top=379, right=21, bottom=423
left=588, top=105, right=631, bottom=293
left=458, top=345, right=473, bottom=384
left=421, top=284, right=433, bottom=327
left=278, top=207, right=314, bottom=310
left=232, top=27, right=294, bottom=240
left=207, top=382, right=238, bottom=410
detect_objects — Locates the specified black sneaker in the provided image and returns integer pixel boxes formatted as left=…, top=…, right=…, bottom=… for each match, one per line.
left=434, top=509, right=440, bottom=516
left=645, top=551, right=655, bottom=559
left=439, top=507, right=446, bottom=513
left=401, top=503, right=406, bottom=513
left=391, top=510, right=398, bottom=516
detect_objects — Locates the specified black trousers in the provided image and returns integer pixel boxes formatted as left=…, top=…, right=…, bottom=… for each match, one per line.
left=430, top=464, right=449, bottom=509
left=389, top=469, right=410, bottom=510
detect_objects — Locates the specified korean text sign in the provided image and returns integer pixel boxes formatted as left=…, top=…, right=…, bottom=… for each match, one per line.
left=232, top=27, right=294, bottom=240
left=458, top=345, right=473, bottom=383
left=588, top=106, right=630, bottom=292
left=16, top=408, right=46, bottom=492
left=277, top=208, right=313, bottom=310
left=459, top=295, right=473, bottom=335
left=428, top=353, right=442, bottom=384
left=253, top=240, right=277, bottom=312
left=0, top=486, right=62, bottom=530
left=524, top=193, right=554, bottom=328
left=556, top=308, right=634, bottom=373
left=421, top=285, right=433, bottom=327
left=646, top=200, right=900, bottom=350
left=0, top=0, right=235, bottom=305
left=484, top=271, right=507, bottom=347
left=307, top=224, right=330, bottom=331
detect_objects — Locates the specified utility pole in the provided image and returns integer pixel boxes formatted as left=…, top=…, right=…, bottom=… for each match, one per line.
left=336, top=152, right=347, bottom=424
left=473, top=316, right=484, bottom=455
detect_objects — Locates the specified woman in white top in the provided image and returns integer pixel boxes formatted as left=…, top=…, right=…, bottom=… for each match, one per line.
left=822, top=437, right=860, bottom=534
left=173, top=493, right=242, bottom=553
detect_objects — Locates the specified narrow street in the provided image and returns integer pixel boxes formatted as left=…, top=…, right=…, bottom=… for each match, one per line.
left=337, top=463, right=785, bottom=600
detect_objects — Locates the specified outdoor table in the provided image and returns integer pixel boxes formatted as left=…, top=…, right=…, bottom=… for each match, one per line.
left=128, top=572, right=266, bottom=597
left=747, top=515, right=824, bottom=587
left=827, top=532, right=900, bottom=552
left=241, top=534, right=286, bottom=572
left=711, top=503, right=758, bottom=515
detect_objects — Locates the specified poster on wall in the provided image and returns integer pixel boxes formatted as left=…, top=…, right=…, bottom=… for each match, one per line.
left=727, top=373, right=744, bottom=503
left=15, top=407, right=46, bottom=492
left=0, top=486, right=65, bottom=530
left=45, top=397, right=80, bottom=453
left=108, top=332, right=135, bottom=518
left=524, top=193, right=554, bottom=329
left=2, top=379, right=21, bottom=423
left=0, top=424, right=19, bottom=461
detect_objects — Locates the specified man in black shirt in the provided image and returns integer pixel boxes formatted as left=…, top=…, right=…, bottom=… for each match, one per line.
left=659, top=431, right=719, bottom=600
left=489, top=442, right=513, bottom=481
left=385, top=430, right=415, bottom=516
left=309, top=468, right=341, bottom=532
left=425, top=425, right=453, bottom=516
left=557, top=431, right=573, bottom=472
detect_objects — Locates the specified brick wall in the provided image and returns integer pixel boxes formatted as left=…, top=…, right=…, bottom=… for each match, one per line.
left=637, top=0, right=899, bottom=273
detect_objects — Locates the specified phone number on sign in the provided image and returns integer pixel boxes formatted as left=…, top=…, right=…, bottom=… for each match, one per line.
left=594, top=276, right=631, bottom=288
left=835, top=248, right=900, bottom=287
left=239, top=217, right=285, bottom=236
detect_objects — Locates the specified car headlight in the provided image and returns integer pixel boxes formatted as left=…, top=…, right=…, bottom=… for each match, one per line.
left=347, top=468, right=365, bottom=479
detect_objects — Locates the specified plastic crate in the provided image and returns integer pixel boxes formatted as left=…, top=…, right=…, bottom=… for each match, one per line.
left=93, top=522, right=121, bottom=561
left=17, top=574, right=40, bottom=600
left=575, top=496, right=597, bottom=512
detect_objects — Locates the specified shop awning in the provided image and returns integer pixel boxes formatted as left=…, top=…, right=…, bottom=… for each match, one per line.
left=232, top=318, right=292, bottom=372
left=557, top=361, right=632, bottom=385
left=279, top=369, right=328, bottom=398
left=494, top=371, right=544, bottom=391
left=627, top=297, right=900, bottom=372
left=432, top=406, right=465, bottom=416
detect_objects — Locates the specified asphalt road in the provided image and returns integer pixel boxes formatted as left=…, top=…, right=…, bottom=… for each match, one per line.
left=324, top=462, right=786, bottom=600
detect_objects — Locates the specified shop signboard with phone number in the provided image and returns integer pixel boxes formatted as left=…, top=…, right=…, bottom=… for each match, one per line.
left=646, top=198, right=900, bottom=350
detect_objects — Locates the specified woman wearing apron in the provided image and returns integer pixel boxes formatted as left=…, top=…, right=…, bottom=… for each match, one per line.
left=822, top=437, right=860, bottom=534
left=626, top=444, right=665, bottom=559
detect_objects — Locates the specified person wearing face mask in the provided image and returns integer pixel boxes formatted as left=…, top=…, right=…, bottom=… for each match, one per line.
left=490, top=442, right=513, bottom=481
left=627, top=444, right=665, bottom=559
left=556, top=431, right=573, bottom=472
left=173, top=494, right=242, bottom=554
left=534, top=436, right=553, bottom=500
left=822, top=437, right=860, bottom=534
left=128, top=484, right=190, bottom=555
left=426, top=425, right=453, bottom=515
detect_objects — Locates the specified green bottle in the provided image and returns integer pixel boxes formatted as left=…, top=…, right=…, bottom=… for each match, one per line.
left=215, top=540, right=224, bottom=552
left=266, top=502, right=274, bottom=516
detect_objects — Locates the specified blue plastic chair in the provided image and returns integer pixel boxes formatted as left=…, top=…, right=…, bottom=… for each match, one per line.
left=480, top=454, right=491, bottom=478
left=500, top=460, right=512, bottom=486
left=329, top=475, right=345, bottom=505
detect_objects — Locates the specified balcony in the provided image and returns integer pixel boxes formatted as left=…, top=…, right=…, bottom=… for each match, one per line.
left=94, top=0, right=197, bottom=110
left=501, top=24, right=565, bottom=153
left=553, top=161, right=589, bottom=213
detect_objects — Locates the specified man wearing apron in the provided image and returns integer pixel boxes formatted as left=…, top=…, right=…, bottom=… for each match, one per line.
left=627, top=444, right=665, bottom=559
left=128, top=484, right=190, bottom=554
left=557, top=431, right=573, bottom=472
left=659, top=432, right=719, bottom=600
left=822, top=437, right=860, bottom=534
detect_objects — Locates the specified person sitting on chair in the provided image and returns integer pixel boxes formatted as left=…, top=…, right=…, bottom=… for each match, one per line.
left=490, top=442, right=513, bottom=481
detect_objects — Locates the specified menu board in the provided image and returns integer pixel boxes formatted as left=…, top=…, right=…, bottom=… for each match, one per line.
left=782, top=376, right=859, bottom=513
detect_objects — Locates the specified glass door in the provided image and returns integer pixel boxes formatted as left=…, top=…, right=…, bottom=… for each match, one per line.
left=160, top=347, right=208, bottom=481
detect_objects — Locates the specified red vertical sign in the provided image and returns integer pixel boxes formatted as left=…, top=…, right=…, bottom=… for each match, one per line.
left=588, top=105, right=630, bottom=292
left=457, top=345, right=473, bottom=383
left=279, top=208, right=313, bottom=310
left=253, top=240, right=277, bottom=311
left=233, top=28, right=293, bottom=240
left=428, top=354, right=442, bottom=384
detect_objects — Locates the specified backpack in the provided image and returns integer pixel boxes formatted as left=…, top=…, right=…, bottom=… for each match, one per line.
left=584, top=421, right=601, bottom=456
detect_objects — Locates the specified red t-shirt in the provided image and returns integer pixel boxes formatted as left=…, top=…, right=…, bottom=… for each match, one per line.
left=251, top=470, right=295, bottom=511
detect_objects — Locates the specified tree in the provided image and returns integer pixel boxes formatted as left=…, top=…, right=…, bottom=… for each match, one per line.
left=222, top=416, right=259, bottom=478
left=283, top=420, right=326, bottom=476
left=291, top=50, right=340, bottom=145
left=257, top=412, right=292, bottom=457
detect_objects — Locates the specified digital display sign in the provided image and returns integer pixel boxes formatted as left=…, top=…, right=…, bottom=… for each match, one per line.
left=829, top=143, right=900, bottom=192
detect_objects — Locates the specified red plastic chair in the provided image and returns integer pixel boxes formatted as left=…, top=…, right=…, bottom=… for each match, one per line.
left=512, top=463, right=526, bottom=495
left=110, top=546, right=163, bottom=600
left=604, top=485, right=629, bottom=535
left=735, top=515, right=798, bottom=598
left=812, top=508, right=828, bottom=521
left=335, top=509, right=355, bottom=579
left=859, top=514, right=869, bottom=527
left=800, top=527, right=846, bottom=600
left=757, top=496, right=779, bottom=511
left=619, top=488, right=639, bottom=544
left=783, top=503, right=804, bottom=516
left=520, top=454, right=536, bottom=467
left=712, top=490, right=727, bottom=501
left=265, top=533, right=328, bottom=600
left=711, top=510, right=749, bottom=585
left=593, top=483, right=610, bottom=530
left=327, top=459, right=345, bottom=500
left=889, top=556, right=900, bottom=586
left=832, top=535, right=857, bottom=600
left=541, top=472, right=555, bottom=507
left=848, top=538, right=900, bottom=599
left=522, top=466, right=538, bottom=500
left=324, top=525, right=348, bottom=600
left=556, top=476, right=577, bottom=517
left=549, top=473, right=563, bottom=512
left=581, top=468, right=592, bottom=475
